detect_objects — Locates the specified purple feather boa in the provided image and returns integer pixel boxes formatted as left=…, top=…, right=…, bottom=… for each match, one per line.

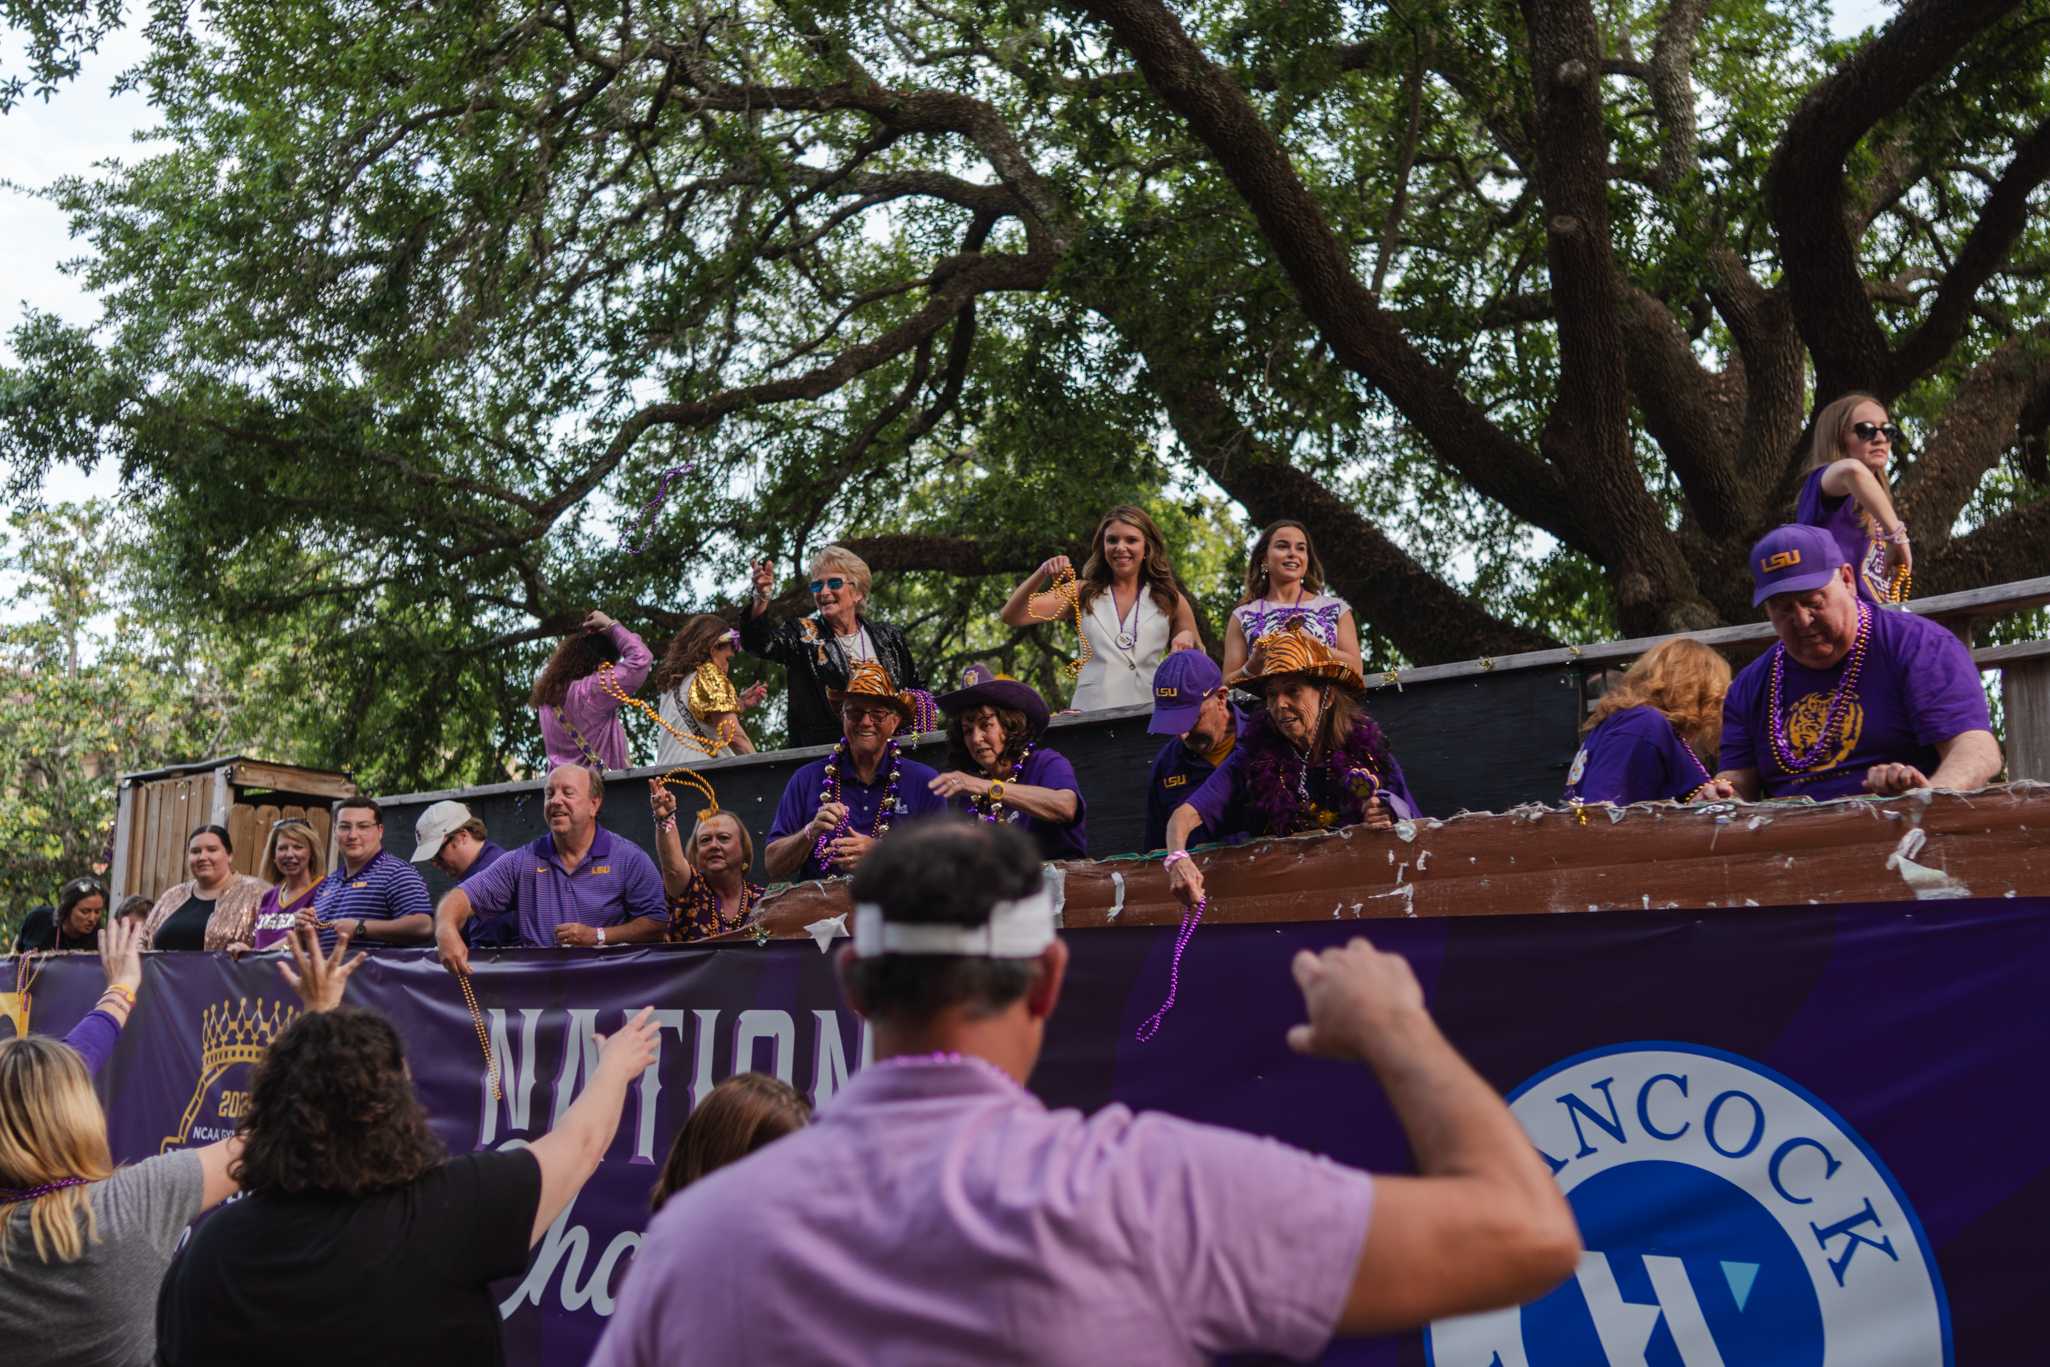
left=1243, top=708, right=1397, bottom=836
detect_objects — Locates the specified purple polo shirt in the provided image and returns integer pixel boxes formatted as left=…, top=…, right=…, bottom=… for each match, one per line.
left=1720, top=605, right=1990, bottom=799
left=1143, top=711, right=1243, bottom=851
left=946, top=745, right=1088, bottom=861
left=312, top=849, right=432, bottom=949
left=1795, top=467, right=1891, bottom=605
left=1564, top=705, right=1712, bottom=805
left=536, top=623, right=653, bottom=770
left=589, top=1058, right=1373, bottom=1366
left=768, top=753, right=947, bottom=881
left=456, top=827, right=665, bottom=946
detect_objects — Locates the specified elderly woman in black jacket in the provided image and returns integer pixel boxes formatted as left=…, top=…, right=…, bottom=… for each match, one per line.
left=741, top=545, right=926, bottom=749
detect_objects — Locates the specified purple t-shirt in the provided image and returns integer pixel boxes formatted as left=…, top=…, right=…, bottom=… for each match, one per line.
left=536, top=623, right=653, bottom=770
left=589, top=1058, right=1373, bottom=1367
left=60, top=1010, right=122, bottom=1077
left=1564, top=705, right=1712, bottom=805
left=1795, top=467, right=1891, bottom=605
left=768, top=752, right=948, bottom=880
left=248, top=884, right=319, bottom=951
left=457, top=827, right=666, bottom=945
left=1720, top=606, right=1990, bottom=798
left=1185, top=738, right=1418, bottom=838
left=946, top=745, right=1088, bottom=860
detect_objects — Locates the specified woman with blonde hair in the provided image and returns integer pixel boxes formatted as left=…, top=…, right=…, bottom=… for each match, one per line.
left=651, top=614, right=768, bottom=762
left=648, top=782, right=765, bottom=942
left=744, top=545, right=927, bottom=748
left=999, top=505, right=1200, bottom=711
left=1564, top=637, right=1733, bottom=806
left=0, top=917, right=253, bottom=1366
left=1222, top=518, right=1362, bottom=680
left=143, top=824, right=267, bottom=952
left=1795, top=391, right=1913, bottom=604
left=230, top=818, right=327, bottom=955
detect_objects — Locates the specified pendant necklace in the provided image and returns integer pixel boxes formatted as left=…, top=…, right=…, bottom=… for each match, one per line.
left=1108, top=587, right=1141, bottom=653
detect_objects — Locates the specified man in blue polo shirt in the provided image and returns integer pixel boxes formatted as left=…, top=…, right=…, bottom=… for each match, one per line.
left=433, top=764, right=667, bottom=973
left=1143, top=652, right=1242, bottom=851
left=411, top=799, right=515, bottom=947
left=311, top=796, right=434, bottom=947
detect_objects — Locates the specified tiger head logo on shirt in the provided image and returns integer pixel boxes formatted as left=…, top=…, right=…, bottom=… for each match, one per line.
left=1780, top=691, right=1864, bottom=773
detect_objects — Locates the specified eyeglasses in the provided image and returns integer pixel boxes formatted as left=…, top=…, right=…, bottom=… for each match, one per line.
left=1850, top=421, right=1904, bottom=445
left=808, top=577, right=847, bottom=594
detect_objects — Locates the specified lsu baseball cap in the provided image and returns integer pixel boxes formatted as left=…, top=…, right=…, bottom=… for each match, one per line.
left=1749, top=524, right=1847, bottom=606
left=1148, top=651, right=1224, bottom=734
left=410, top=799, right=475, bottom=863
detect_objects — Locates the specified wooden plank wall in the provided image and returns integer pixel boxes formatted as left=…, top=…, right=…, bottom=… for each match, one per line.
left=121, top=776, right=338, bottom=902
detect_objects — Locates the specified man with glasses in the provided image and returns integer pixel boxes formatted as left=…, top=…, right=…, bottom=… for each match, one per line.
left=740, top=545, right=927, bottom=748
left=763, top=662, right=948, bottom=880
left=309, top=797, right=434, bottom=947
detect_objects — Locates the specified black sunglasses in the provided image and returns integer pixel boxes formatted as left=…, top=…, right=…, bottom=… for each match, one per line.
left=808, top=576, right=847, bottom=593
left=1850, top=421, right=1904, bottom=446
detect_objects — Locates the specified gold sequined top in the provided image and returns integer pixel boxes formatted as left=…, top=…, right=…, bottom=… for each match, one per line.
left=686, top=661, right=740, bottom=722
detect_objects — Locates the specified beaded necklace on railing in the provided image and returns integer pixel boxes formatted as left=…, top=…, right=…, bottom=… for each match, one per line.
left=1767, top=601, right=1873, bottom=775
left=812, top=738, right=902, bottom=871
left=972, top=744, right=1037, bottom=824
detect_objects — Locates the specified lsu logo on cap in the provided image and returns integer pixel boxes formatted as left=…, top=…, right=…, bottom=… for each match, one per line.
left=1760, top=549, right=1803, bottom=573
left=1427, top=1042, right=1949, bottom=1367
left=1155, top=686, right=1179, bottom=698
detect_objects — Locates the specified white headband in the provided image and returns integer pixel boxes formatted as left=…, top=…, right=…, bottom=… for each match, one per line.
left=852, top=887, right=1056, bottom=958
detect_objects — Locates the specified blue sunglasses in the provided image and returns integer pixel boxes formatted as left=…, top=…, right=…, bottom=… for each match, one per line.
left=808, top=577, right=847, bottom=593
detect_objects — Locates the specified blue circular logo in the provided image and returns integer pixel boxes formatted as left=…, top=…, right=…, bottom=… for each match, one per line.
left=1427, top=1043, right=1949, bottom=1367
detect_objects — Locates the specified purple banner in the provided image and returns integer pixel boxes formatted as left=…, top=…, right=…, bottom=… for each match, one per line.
left=9, top=897, right=2047, bottom=1364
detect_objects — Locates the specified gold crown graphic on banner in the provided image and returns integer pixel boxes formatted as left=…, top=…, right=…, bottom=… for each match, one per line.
left=162, top=997, right=301, bottom=1153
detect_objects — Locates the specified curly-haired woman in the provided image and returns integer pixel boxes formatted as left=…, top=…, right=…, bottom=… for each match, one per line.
left=155, top=959, right=660, bottom=1366
left=651, top=614, right=768, bottom=763
left=1563, top=638, right=1732, bottom=807
left=533, top=609, right=654, bottom=771
left=999, top=505, right=1200, bottom=711
left=928, top=666, right=1087, bottom=860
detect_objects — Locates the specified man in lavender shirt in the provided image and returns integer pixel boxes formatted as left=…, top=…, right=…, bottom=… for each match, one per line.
left=431, top=766, right=666, bottom=972
left=591, top=821, right=1579, bottom=1365
left=1706, top=526, right=2001, bottom=801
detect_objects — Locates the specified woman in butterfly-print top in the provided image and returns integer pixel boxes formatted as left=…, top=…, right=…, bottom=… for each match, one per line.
left=1222, top=520, right=1363, bottom=681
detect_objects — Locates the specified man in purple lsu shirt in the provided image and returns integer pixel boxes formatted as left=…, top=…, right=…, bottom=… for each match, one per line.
left=592, top=820, right=1580, bottom=1366
left=1710, top=525, right=2001, bottom=801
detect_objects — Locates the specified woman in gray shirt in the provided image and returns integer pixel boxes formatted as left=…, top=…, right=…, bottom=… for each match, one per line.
left=0, top=923, right=357, bottom=1366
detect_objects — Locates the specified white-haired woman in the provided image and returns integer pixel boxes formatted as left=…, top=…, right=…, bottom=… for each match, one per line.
left=740, top=545, right=926, bottom=748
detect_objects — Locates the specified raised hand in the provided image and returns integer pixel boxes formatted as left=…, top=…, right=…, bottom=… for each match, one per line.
left=1284, top=937, right=1427, bottom=1063
left=279, top=924, right=366, bottom=1013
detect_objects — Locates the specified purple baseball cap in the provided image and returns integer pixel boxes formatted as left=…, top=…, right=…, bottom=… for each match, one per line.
left=1147, top=651, right=1224, bottom=734
left=1749, top=524, right=1847, bottom=605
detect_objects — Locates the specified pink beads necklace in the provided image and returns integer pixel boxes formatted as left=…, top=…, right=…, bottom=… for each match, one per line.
left=1767, top=602, right=1873, bottom=774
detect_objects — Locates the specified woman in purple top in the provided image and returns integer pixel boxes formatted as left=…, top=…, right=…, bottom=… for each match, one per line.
left=235, top=818, right=326, bottom=955
left=1793, top=392, right=1913, bottom=605
left=1564, top=638, right=1730, bottom=806
left=532, top=610, right=654, bottom=771
left=1163, top=626, right=1414, bottom=909
left=929, top=666, right=1087, bottom=860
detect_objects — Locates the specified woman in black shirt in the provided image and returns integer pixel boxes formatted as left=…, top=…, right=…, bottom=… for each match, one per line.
left=12, top=877, right=106, bottom=951
left=156, top=944, right=661, bottom=1367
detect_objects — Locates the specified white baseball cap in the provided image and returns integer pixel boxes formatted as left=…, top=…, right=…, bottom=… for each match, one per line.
left=411, top=800, right=476, bottom=863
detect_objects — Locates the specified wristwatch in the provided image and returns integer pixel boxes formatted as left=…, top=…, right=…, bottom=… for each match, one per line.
left=987, top=781, right=1006, bottom=801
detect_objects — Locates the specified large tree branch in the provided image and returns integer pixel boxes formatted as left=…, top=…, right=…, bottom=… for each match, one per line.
left=1898, top=324, right=2050, bottom=539
left=1925, top=495, right=2050, bottom=594
left=1615, top=285, right=1745, bottom=536
left=1067, top=0, right=1588, bottom=555
left=1520, top=0, right=1712, bottom=632
left=1890, top=113, right=2050, bottom=387
left=1765, top=0, right=2023, bottom=399
left=1647, top=0, right=1710, bottom=191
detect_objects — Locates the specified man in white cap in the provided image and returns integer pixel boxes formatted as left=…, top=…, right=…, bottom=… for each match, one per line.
left=410, top=800, right=513, bottom=946
left=592, top=820, right=1579, bottom=1365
